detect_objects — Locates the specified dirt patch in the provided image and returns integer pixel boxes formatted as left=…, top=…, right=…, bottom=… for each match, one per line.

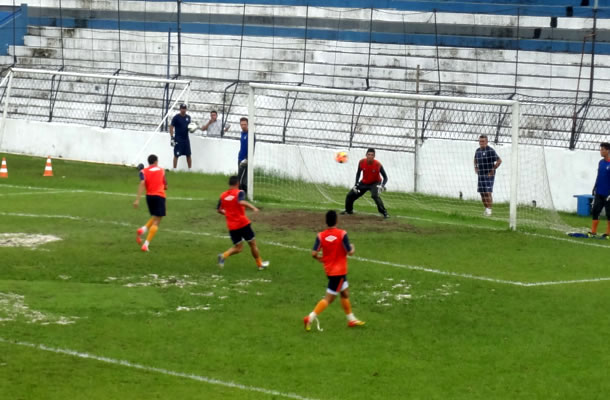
left=251, top=210, right=422, bottom=233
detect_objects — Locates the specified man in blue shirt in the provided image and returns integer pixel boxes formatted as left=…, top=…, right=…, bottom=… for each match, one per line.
left=169, top=104, right=192, bottom=169
left=237, top=117, right=249, bottom=192
left=474, top=135, right=502, bottom=216
left=588, top=142, right=610, bottom=238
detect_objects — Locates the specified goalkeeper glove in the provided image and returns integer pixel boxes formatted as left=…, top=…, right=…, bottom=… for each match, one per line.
left=606, top=195, right=610, bottom=202
left=351, top=185, right=359, bottom=194
left=170, top=138, right=176, bottom=147
left=377, top=184, right=386, bottom=192
left=239, top=159, right=248, bottom=167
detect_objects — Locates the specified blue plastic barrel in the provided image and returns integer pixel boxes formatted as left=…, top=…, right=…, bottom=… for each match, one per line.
left=573, top=194, right=594, bottom=216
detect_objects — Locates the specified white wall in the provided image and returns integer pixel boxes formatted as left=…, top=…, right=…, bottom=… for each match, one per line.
left=0, top=118, right=240, bottom=174
left=0, top=118, right=600, bottom=212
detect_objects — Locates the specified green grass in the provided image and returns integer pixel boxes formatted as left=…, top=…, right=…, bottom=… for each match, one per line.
left=1, top=153, right=609, bottom=399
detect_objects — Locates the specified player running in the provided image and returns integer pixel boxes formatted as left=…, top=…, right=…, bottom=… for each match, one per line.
left=304, top=210, right=365, bottom=331
left=217, top=175, right=269, bottom=270
left=133, top=154, right=167, bottom=252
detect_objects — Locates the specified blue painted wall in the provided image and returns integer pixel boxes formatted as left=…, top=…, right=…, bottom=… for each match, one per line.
left=144, top=0, right=610, bottom=18
left=0, top=4, right=27, bottom=56
left=6, top=1, right=610, bottom=56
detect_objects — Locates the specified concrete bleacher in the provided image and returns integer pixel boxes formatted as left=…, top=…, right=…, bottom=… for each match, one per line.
left=0, top=0, right=609, bottom=149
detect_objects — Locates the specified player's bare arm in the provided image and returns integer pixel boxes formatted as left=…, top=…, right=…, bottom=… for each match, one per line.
left=489, top=157, right=502, bottom=176
left=311, top=250, right=323, bottom=262
left=133, top=180, right=146, bottom=208
left=347, top=243, right=355, bottom=256
left=239, top=200, right=259, bottom=213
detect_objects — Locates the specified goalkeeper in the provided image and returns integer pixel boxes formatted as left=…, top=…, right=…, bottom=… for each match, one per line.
left=342, top=148, right=389, bottom=219
left=588, top=142, right=610, bottom=238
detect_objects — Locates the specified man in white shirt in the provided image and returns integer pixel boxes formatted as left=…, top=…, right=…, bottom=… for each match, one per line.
left=201, top=110, right=230, bottom=137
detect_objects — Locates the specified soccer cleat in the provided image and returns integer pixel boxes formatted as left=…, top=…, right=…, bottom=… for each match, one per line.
left=136, top=228, right=144, bottom=244
left=601, top=234, right=610, bottom=240
left=383, top=213, right=389, bottom=219
left=141, top=244, right=149, bottom=252
left=587, top=231, right=598, bottom=238
left=347, top=319, right=366, bottom=327
left=303, top=316, right=312, bottom=332
left=258, top=261, right=270, bottom=271
left=484, top=208, right=492, bottom=216
left=340, top=210, right=353, bottom=215
left=217, top=254, right=225, bottom=268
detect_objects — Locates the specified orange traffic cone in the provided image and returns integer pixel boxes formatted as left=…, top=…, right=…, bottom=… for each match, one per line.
left=43, top=156, right=53, bottom=177
left=0, top=157, right=7, bottom=178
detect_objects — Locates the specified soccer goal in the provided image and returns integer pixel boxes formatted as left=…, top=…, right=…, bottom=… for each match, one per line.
left=0, top=67, right=191, bottom=164
left=247, top=83, right=564, bottom=232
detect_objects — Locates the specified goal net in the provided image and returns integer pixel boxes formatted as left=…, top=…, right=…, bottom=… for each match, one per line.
left=247, top=83, right=566, bottom=232
left=0, top=67, right=191, bottom=164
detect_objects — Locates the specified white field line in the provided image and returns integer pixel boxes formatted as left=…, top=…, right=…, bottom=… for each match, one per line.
left=0, top=337, right=319, bottom=400
left=2, top=211, right=609, bottom=287
left=0, top=184, right=202, bottom=201
left=0, top=190, right=74, bottom=197
left=0, top=184, right=603, bottom=245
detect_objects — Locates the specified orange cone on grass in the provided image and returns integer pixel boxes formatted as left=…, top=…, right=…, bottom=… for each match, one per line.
left=0, top=157, right=7, bottom=178
left=43, top=156, right=53, bottom=177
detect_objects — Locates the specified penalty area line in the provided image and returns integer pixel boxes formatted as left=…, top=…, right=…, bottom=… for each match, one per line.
left=0, top=337, right=319, bottom=400
left=3, top=211, right=610, bottom=287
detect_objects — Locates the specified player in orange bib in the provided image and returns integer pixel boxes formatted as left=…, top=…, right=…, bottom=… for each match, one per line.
left=217, top=175, right=269, bottom=270
left=133, top=154, right=167, bottom=252
left=303, top=210, right=365, bottom=331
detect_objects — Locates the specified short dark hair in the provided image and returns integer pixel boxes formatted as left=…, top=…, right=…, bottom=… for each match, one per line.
left=240, top=117, right=248, bottom=123
left=228, top=175, right=239, bottom=186
left=180, top=104, right=187, bottom=109
left=366, top=148, right=375, bottom=154
left=211, top=110, right=218, bottom=115
left=326, top=210, right=337, bottom=227
left=479, top=135, right=488, bottom=140
left=601, top=142, right=610, bottom=150
left=147, top=154, right=158, bottom=165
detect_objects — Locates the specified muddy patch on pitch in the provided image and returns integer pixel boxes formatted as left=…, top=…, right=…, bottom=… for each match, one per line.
left=0, top=233, right=61, bottom=248
left=106, top=274, right=272, bottom=315
left=363, top=279, right=461, bottom=307
left=0, top=292, right=79, bottom=325
left=251, top=210, right=421, bottom=233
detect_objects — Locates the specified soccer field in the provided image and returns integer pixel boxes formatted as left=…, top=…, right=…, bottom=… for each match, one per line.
left=1, top=154, right=609, bottom=400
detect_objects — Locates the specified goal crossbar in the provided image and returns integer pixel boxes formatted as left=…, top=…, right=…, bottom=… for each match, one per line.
left=248, top=83, right=521, bottom=230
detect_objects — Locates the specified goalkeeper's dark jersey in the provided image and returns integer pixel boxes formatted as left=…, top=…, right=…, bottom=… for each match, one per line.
left=594, top=158, right=610, bottom=197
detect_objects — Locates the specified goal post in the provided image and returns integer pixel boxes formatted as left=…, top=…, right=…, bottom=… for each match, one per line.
left=246, top=82, right=564, bottom=232
left=0, top=67, right=191, bottom=165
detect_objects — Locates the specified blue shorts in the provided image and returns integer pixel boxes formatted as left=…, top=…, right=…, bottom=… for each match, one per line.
left=326, top=275, right=348, bottom=295
left=174, top=140, right=191, bottom=158
left=477, top=174, right=495, bottom=193
left=229, top=224, right=255, bottom=245
left=146, top=195, right=166, bottom=217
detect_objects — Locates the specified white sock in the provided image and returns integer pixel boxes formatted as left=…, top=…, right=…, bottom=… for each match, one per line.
left=140, top=226, right=148, bottom=234
left=143, top=240, right=149, bottom=247
left=347, top=313, right=356, bottom=321
left=308, top=312, right=317, bottom=321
